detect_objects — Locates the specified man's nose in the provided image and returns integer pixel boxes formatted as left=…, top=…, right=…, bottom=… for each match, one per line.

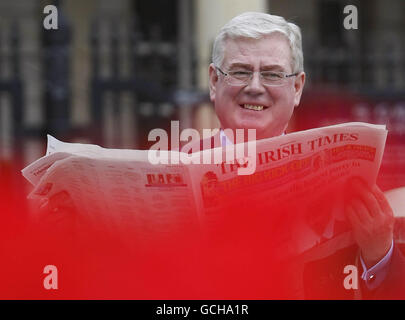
left=244, top=72, right=266, bottom=94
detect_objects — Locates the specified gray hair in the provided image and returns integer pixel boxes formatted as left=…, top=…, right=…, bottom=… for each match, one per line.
left=212, top=12, right=304, bottom=73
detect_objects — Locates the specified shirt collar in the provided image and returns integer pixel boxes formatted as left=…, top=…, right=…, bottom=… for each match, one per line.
left=219, top=129, right=285, bottom=146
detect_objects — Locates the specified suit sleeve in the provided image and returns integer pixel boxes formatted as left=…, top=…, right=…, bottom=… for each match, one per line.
left=361, top=242, right=405, bottom=299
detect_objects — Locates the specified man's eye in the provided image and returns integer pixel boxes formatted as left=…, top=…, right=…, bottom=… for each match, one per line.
left=262, top=72, right=283, bottom=80
left=230, top=71, right=251, bottom=77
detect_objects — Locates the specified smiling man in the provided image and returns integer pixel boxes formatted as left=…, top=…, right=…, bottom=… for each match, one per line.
left=209, top=16, right=305, bottom=141
left=198, top=11, right=405, bottom=299
left=36, top=11, right=405, bottom=300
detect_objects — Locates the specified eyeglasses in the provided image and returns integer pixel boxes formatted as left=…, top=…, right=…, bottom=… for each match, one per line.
left=216, top=66, right=298, bottom=87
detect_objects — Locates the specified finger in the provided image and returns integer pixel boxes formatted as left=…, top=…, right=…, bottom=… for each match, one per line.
left=345, top=204, right=363, bottom=227
left=49, top=190, right=70, bottom=206
left=48, top=190, right=76, bottom=213
left=39, top=198, right=49, bottom=209
left=37, top=198, right=51, bottom=216
left=350, top=179, right=380, bottom=218
left=350, top=197, right=372, bottom=225
left=372, top=185, right=394, bottom=218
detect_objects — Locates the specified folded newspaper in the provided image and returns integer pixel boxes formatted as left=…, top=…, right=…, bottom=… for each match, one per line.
left=22, top=122, right=387, bottom=258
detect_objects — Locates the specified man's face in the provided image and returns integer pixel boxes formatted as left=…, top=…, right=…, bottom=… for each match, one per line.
left=209, top=33, right=305, bottom=140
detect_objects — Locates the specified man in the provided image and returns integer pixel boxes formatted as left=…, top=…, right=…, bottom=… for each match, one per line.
left=39, top=12, right=404, bottom=299
left=186, top=11, right=404, bottom=299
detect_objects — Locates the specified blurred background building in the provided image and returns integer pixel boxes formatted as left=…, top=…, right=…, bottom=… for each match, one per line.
left=0, top=0, right=404, bottom=190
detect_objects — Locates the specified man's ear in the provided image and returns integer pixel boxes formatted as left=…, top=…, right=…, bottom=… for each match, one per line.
left=293, top=71, right=306, bottom=107
left=208, top=63, right=218, bottom=103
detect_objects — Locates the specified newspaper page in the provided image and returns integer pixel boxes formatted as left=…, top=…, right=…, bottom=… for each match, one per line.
left=186, top=122, right=387, bottom=261
left=22, top=137, right=200, bottom=243
left=22, top=122, right=387, bottom=253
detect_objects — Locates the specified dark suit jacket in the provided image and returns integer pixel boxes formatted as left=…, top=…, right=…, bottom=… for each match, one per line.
left=303, top=241, right=405, bottom=299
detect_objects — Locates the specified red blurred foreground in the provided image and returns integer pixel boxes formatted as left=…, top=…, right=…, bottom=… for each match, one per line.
left=1, top=157, right=355, bottom=299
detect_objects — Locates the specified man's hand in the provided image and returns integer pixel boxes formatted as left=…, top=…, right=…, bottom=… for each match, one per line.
left=36, top=190, right=77, bottom=222
left=345, top=178, right=394, bottom=268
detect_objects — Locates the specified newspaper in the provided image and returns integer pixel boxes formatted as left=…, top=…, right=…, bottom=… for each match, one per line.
left=22, top=122, right=387, bottom=256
